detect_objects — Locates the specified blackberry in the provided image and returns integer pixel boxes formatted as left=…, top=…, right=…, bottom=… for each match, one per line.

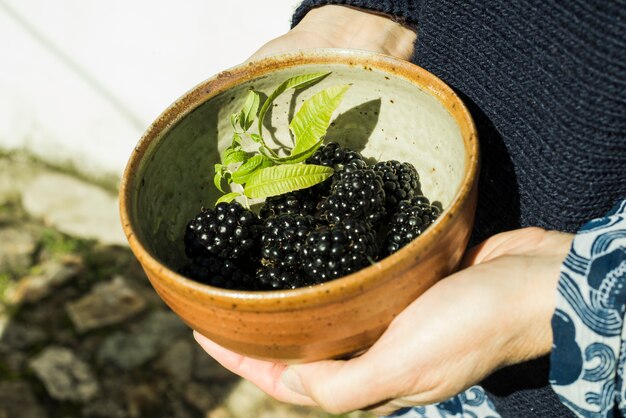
left=260, top=214, right=317, bottom=271
left=341, top=158, right=368, bottom=173
left=374, top=160, right=420, bottom=216
left=179, top=256, right=257, bottom=290
left=306, top=142, right=364, bottom=168
left=184, top=202, right=262, bottom=259
left=305, top=143, right=367, bottom=198
left=256, top=265, right=316, bottom=290
left=259, top=187, right=319, bottom=219
left=385, top=197, right=442, bottom=254
left=320, top=168, right=386, bottom=224
left=302, top=219, right=378, bottom=282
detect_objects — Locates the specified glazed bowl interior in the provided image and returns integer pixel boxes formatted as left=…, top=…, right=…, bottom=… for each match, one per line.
left=132, top=53, right=467, bottom=269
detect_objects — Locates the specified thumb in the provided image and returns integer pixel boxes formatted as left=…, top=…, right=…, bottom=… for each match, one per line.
left=281, top=355, right=395, bottom=414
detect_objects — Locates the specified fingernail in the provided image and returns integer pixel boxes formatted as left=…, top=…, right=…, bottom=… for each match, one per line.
left=281, top=367, right=305, bottom=395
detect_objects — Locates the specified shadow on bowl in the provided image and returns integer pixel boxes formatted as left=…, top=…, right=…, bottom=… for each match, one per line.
left=120, top=49, right=479, bottom=362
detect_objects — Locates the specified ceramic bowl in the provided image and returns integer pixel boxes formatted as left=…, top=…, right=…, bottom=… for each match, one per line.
left=119, top=49, right=478, bottom=362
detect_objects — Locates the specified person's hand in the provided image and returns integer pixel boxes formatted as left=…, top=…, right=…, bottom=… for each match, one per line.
left=194, top=227, right=574, bottom=415
left=249, top=5, right=417, bottom=61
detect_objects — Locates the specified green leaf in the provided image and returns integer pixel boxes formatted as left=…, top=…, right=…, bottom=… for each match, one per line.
left=223, top=147, right=249, bottom=166
left=257, top=72, right=330, bottom=140
left=258, top=146, right=277, bottom=159
left=267, top=138, right=324, bottom=165
left=239, top=90, right=260, bottom=131
left=244, top=164, right=334, bottom=199
left=216, top=192, right=241, bottom=205
left=231, top=132, right=242, bottom=147
left=290, top=84, right=350, bottom=156
left=231, top=154, right=273, bottom=184
left=213, top=163, right=225, bottom=193
left=230, top=113, right=239, bottom=131
left=248, top=133, right=262, bottom=144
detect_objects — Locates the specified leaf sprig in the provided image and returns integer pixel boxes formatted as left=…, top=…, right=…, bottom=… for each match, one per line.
left=214, top=72, right=350, bottom=204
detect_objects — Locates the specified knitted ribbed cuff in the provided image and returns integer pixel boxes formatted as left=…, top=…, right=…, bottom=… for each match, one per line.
left=291, top=0, right=421, bottom=31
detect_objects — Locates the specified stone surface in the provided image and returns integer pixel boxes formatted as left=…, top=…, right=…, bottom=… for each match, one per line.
left=97, top=310, right=188, bottom=369
left=0, top=321, right=47, bottom=350
left=183, top=382, right=216, bottom=413
left=223, top=380, right=270, bottom=418
left=156, top=338, right=194, bottom=383
left=0, top=381, right=47, bottom=418
left=0, top=158, right=41, bottom=206
left=29, top=346, right=99, bottom=402
left=81, top=399, right=127, bottom=418
left=192, top=343, right=236, bottom=382
left=66, top=275, right=146, bottom=332
left=0, top=348, right=27, bottom=375
left=126, top=383, right=164, bottom=418
left=0, top=225, right=37, bottom=274
left=206, top=406, right=232, bottom=418
left=21, top=171, right=126, bottom=245
left=8, top=256, right=83, bottom=304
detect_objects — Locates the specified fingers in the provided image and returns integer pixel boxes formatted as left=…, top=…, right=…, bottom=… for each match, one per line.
left=194, top=331, right=404, bottom=414
left=461, top=227, right=550, bottom=268
left=285, top=349, right=405, bottom=414
left=193, top=332, right=316, bottom=405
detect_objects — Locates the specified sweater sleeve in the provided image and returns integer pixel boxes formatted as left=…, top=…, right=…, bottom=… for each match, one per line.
left=291, top=0, right=422, bottom=30
left=550, top=199, right=626, bottom=417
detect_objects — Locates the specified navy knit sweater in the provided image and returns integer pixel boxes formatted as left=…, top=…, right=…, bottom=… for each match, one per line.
left=293, top=1, right=626, bottom=417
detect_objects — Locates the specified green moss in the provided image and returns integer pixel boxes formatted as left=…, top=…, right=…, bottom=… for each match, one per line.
left=0, top=273, right=9, bottom=299
left=38, top=228, right=92, bottom=256
left=0, top=361, right=21, bottom=381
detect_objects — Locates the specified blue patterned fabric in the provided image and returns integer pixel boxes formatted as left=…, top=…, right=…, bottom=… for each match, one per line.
left=386, top=200, right=626, bottom=418
left=384, top=386, right=501, bottom=418
left=551, top=200, right=626, bottom=417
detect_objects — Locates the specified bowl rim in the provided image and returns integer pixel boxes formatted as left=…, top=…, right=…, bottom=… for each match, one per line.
left=119, top=48, right=479, bottom=309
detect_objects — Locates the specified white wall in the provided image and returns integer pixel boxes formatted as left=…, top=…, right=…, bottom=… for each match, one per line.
left=0, top=0, right=300, bottom=181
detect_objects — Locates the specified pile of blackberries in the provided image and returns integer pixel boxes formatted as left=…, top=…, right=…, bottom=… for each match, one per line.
left=179, top=143, right=441, bottom=290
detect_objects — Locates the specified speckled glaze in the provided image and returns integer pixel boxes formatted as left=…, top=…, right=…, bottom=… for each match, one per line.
left=119, top=49, right=479, bottom=362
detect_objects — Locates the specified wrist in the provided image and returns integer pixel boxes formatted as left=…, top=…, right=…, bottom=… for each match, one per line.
left=292, top=5, right=417, bottom=60
left=503, top=231, right=574, bottom=366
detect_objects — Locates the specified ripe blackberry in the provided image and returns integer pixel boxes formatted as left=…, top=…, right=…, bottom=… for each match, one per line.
left=385, top=197, right=442, bottom=254
left=320, top=168, right=386, bottom=224
left=259, top=188, right=319, bottom=219
left=302, top=219, right=378, bottom=282
left=374, top=160, right=420, bottom=215
left=305, top=142, right=367, bottom=198
left=179, top=256, right=258, bottom=290
left=306, top=142, right=364, bottom=168
left=256, top=266, right=316, bottom=290
left=260, top=214, right=317, bottom=271
left=184, top=202, right=262, bottom=259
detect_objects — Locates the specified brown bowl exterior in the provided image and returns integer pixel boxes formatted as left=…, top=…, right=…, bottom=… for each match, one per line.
left=120, top=49, right=479, bottom=362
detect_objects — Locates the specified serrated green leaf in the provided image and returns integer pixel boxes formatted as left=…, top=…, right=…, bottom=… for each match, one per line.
left=216, top=192, right=241, bottom=205
left=257, top=72, right=330, bottom=140
left=231, top=154, right=273, bottom=184
left=239, top=90, right=260, bottom=131
left=223, top=147, right=249, bottom=166
left=213, top=163, right=225, bottom=193
left=267, top=138, right=324, bottom=165
left=290, top=84, right=350, bottom=156
left=244, top=164, right=334, bottom=199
